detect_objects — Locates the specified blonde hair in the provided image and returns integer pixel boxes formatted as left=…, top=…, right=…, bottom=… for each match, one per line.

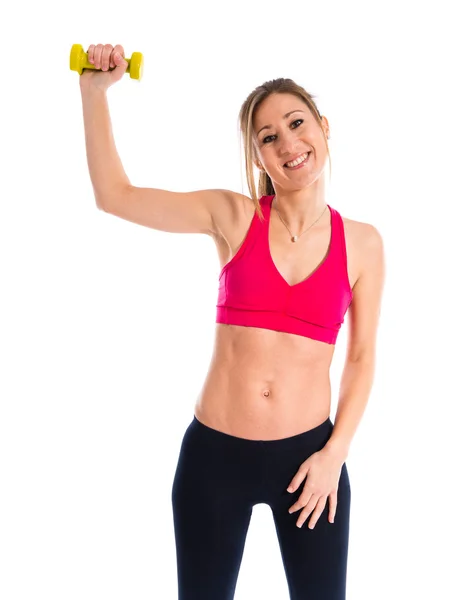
left=238, top=78, right=331, bottom=222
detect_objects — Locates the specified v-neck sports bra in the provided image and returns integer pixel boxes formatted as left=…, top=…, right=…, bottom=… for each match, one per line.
left=215, top=194, right=353, bottom=344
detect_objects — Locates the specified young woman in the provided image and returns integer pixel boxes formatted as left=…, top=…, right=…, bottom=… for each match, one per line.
left=80, top=43, right=385, bottom=600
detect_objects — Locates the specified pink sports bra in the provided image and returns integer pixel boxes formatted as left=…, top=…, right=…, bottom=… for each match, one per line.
left=216, top=194, right=353, bottom=344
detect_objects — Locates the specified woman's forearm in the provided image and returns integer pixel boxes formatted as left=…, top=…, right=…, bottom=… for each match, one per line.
left=80, top=86, right=132, bottom=208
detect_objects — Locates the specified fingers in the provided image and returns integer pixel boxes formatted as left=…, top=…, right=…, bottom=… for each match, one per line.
left=287, top=487, right=313, bottom=514
left=113, top=44, right=125, bottom=62
left=297, top=494, right=327, bottom=529
left=110, top=45, right=125, bottom=69
left=88, top=43, right=103, bottom=67
left=96, top=44, right=112, bottom=70
left=87, top=43, right=125, bottom=70
left=289, top=492, right=336, bottom=529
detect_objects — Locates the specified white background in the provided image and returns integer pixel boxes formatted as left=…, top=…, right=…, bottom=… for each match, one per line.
left=1, top=1, right=471, bottom=598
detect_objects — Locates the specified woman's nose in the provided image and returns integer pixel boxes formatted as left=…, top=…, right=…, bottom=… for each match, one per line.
left=279, top=134, right=302, bottom=156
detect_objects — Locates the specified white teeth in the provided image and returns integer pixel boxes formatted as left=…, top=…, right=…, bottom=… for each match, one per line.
left=285, top=152, right=309, bottom=167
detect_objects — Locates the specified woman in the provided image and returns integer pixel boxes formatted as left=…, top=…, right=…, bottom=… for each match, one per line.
left=80, top=43, right=385, bottom=600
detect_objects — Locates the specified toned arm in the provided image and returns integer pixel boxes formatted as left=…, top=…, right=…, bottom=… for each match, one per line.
left=80, top=87, right=239, bottom=238
left=99, top=186, right=235, bottom=237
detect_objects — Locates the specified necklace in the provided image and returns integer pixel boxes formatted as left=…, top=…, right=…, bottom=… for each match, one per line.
left=273, top=196, right=328, bottom=242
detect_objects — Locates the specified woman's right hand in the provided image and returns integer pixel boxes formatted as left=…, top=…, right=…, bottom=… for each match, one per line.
left=79, top=43, right=129, bottom=93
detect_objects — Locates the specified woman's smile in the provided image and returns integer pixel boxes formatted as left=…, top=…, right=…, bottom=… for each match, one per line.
left=283, top=151, right=312, bottom=170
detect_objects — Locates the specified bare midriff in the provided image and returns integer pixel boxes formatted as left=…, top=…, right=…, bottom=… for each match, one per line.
left=194, top=323, right=336, bottom=441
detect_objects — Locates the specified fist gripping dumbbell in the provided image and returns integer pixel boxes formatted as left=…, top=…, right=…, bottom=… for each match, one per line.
left=69, top=44, right=144, bottom=81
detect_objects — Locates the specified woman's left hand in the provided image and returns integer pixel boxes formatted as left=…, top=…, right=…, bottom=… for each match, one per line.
left=286, top=447, right=345, bottom=529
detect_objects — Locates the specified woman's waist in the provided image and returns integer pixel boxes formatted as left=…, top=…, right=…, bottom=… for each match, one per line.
left=195, top=366, right=331, bottom=439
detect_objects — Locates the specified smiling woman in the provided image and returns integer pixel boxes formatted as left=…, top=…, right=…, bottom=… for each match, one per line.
left=81, top=61, right=384, bottom=599
left=174, top=80, right=384, bottom=600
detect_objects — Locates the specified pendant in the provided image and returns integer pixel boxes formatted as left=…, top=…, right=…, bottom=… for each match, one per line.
left=292, top=235, right=298, bottom=242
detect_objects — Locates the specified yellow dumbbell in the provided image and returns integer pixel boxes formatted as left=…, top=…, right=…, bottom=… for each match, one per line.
left=69, top=44, right=144, bottom=81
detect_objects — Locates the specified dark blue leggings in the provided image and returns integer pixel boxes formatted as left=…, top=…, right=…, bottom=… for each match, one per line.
left=171, top=415, right=351, bottom=599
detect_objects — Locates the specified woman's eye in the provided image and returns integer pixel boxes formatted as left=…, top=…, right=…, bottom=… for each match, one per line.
left=262, top=119, right=304, bottom=144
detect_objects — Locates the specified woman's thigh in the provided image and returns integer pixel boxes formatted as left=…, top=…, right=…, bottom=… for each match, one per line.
left=171, top=417, right=265, bottom=600
left=269, top=462, right=351, bottom=600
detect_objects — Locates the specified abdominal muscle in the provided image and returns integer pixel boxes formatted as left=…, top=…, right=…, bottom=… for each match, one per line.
left=194, top=322, right=335, bottom=441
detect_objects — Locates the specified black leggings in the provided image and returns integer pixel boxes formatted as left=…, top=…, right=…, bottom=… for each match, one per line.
left=171, top=415, right=351, bottom=600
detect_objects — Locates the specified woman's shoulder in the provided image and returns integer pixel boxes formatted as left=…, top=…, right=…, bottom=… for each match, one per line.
left=333, top=205, right=380, bottom=241
left=210, top=190, right=259, bottom=238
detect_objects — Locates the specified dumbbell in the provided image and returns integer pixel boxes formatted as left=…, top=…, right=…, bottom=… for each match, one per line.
left=69, top=44, right=144, bottom=81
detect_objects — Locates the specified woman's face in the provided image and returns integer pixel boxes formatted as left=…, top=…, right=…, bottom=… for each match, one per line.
left=252, top=93, right=330, bottom=191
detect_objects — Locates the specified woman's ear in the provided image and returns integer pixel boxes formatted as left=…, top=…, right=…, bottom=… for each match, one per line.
left=321, top=115, right=330, bottom=139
